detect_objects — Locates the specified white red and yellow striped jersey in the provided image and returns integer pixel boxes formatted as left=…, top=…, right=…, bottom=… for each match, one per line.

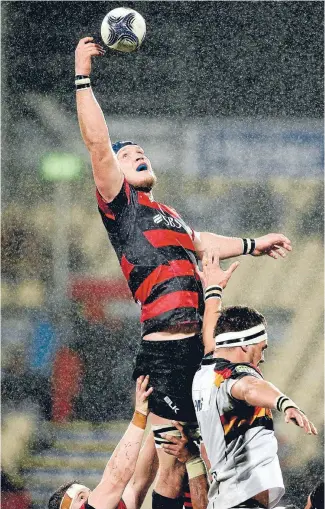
left=192, top=357, right=284, bottom=509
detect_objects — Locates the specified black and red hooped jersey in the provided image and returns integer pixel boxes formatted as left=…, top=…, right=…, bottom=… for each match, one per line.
left=96, top=179, right=204, bottom=337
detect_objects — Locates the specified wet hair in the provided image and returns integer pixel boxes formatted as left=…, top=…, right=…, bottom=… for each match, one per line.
left=48, top=479, right=82, bottom=509
left=215, top=306, right=266, bottom=338
left=112, top=140, right=136, bottom=154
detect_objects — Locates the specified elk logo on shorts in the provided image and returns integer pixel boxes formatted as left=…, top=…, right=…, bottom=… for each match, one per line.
left=164, top=396, right=179, bottom=414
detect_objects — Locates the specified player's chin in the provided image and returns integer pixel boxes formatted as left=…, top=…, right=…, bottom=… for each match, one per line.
left=133, top=173, right=157, bottom=192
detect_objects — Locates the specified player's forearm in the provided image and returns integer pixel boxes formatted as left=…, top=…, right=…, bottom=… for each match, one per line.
left=101, top=422, right=145, bottom=486
left=189, top=474, right=209, bottom=509
left=199, top=232, right=243, bottom=260
left=185, top=455, right=209, bottom=509
left=76, top=87, right=111, bottom=150
left=122, top=433, right=158, bottom=509
left=88, top=423, right=145, bottom=509
left=202, top=298, right=221, bottom=354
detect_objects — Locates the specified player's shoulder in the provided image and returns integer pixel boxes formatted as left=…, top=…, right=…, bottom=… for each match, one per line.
left=214, top=358, right=263, bottom=380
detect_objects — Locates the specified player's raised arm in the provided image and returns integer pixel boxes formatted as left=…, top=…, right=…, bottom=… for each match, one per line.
left=87, top=375, right=153, bottom=509
left=198, top=250, right=239, bottom=355
left=122, top=433, right=159, bottom=509
left=75, top=37, right=124, bottom=202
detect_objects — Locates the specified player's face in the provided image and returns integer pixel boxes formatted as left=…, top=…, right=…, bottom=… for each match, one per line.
left=71, top=488, right=91, bottom=508
left=251, top=340, right=268, bottom=367
left=117, top=145, right=157, bottom=191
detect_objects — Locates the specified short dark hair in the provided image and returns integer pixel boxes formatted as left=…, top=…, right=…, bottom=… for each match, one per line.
left=215, top=306, right=266, bottom=337
left=48, top=480, right=82, bottom=509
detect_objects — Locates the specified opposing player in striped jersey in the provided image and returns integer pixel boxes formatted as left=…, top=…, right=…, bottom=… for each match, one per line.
left=192, top=251, right=318, bottom=509
left=75, top=37, right=292, bottom=509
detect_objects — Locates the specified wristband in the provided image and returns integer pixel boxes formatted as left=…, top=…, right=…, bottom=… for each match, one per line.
left=132, top=410, right=147, bottom=429
left=276, top=395, right=300, bottom=413
left=205, top=285, right=223, bottom=301
left=75, top=75, right=91, bottom=91
left=186, top=455, right=207, bottom=480
left=75, top=74, right=90, bottom=81
left=242, top=238, right=256, bottom=255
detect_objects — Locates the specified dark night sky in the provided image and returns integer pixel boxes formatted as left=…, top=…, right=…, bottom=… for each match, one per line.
left=2, top=1, right=324, bottom=117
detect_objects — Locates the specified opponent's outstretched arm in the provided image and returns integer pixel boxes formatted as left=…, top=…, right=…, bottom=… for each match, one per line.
left=198, top=249, right=239, bottom=354
left=75, top=37, right=124, bottom=202
left=231, top=376, right=318, bottom=436
left=194, top=231, right=292, bottom=261
left=88, top=375, right=153, bottom=509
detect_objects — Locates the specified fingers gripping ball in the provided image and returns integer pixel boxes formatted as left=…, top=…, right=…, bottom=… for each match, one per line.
left=101, top=7, right=146, bottom=53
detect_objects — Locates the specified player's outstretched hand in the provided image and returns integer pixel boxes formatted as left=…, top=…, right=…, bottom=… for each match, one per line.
left=75, top=37, right=105, bottom=76
left=135, top=375, right=153, bottom=416
left=161, top=421, right=199, bottom=463
left=253, top=233, right=292, bottom=259
left=284, top=407, right=318, bottom=435
left=198, top=248, right=239, bottom=289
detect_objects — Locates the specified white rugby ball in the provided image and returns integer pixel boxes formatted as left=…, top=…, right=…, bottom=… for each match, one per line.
left=101, top=7, right=146, bottom=53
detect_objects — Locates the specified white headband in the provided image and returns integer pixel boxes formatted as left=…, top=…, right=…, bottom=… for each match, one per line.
left=59, top=484, right=89, bottom=509
left=215, top=323, right=267, bottom=348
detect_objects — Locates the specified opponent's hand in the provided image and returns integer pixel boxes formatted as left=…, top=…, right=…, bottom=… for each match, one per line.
left=161, top=421, right=199, bottom=463
left=284, top=407, right=318, bottom=435
left=75, top=37, right=105, bottom=76
left=198, top=249, right=239, bottom=289
left=135, top=375, right=153, bottom=416
left=252, top=233, right=292, bottom=259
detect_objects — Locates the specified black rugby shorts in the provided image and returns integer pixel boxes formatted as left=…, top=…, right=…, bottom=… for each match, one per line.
left=132, top=334, right=204, bottom=421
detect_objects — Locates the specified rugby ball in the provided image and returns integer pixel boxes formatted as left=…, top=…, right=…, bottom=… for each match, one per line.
left=101, top=7, right=146, bottom=53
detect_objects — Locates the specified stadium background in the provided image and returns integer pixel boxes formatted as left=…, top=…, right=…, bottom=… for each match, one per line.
left=1, top=2, right=323, bottom=508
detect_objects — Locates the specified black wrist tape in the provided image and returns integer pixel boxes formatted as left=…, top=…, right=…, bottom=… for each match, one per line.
left=76, top=83, right=91, bottom=90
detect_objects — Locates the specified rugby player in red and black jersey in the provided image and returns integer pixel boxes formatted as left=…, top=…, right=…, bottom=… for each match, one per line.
left=75, top=37, right=292, bottom=509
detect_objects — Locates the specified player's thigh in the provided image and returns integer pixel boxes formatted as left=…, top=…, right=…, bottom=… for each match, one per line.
left=150, top=413, right=187, bottom=470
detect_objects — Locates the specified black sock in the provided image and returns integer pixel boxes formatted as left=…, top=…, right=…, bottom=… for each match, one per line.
left=152, top=490, right=184, bottom=509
